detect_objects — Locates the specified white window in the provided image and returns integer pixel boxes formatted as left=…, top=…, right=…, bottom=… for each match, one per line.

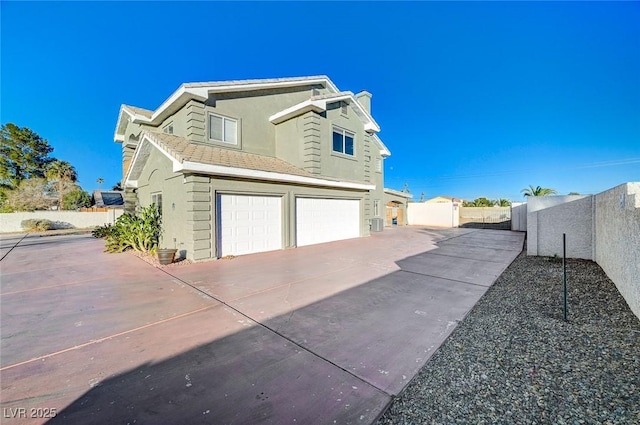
left=208, top=113, right=238, bottom=145
left=162, top=122, right=173, bottom=134
left=151, top=192, right=163, bottom=216
left=332, top=127, right=355, bottom=156
left=374, top=200, right=380, bottom=217
left=375, top=158, right=382, bottom=172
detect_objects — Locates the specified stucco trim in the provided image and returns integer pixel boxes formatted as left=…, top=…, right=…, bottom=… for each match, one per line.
left=269, top=92, right=381, bottom=133
left=178, top=161, right=375, bottom=191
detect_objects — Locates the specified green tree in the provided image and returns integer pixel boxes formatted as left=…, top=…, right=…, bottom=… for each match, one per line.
left=494, top=199, right=512, bottom=207
left=568, top=192, right=580, bottom=196
left=521, top=185, right=558, bottom=197
left=112, top=181, right=123, bottom=191
left=97, top=177, right=104, bottom=190
left=4, top=178, right=54, bottom=211
left=46, top=160, right=77, bottom=209
left=464, top=197, right=494, bottom=207
left=0, top=123, right=54, bottom=189
left=63, top=187, right=91, bottom=210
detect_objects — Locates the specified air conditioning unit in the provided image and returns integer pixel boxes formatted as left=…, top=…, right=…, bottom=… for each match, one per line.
left=371, top=218, right=384, bottom=232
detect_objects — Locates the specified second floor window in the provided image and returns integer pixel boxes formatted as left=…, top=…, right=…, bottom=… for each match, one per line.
left=209, top=113, right=237, bottom=145
left=332, top=128, right=355, bottom=156
left=163, top=122, right=173, bottom=134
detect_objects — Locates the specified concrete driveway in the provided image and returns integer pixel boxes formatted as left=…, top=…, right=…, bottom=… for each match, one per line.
left=0, top=227, right=524, bottom=424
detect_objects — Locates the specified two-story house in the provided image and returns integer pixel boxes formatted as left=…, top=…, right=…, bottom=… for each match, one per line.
left=113, top=76, right=393, bottom=261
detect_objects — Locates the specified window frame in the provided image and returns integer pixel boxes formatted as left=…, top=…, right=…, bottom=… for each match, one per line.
left=151, top=192, right=163, bottom=217
left=375, top=157, right=382, bottom=173
left=373, top=199, right=380, bottom=217
left=162, top=122, right=174, bottom=135
left=332, top=127, right=356, bottom=157
left=207, top=112, right=239, bottom=146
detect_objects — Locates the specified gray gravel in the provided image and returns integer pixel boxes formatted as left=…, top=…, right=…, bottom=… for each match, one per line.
left=378, top=253, right=640, bottom=425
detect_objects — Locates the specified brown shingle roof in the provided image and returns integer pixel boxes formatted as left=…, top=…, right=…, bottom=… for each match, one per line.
left=144, top=131, right=315, bottom=178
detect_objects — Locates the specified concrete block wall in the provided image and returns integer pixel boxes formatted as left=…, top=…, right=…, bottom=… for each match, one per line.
left=594, top=183, right=640, bottom=319
left=511, top=203, right=527, bottom=231
left=525, top=183, right=640, bottom=319
left=527, top=195, right=594, bottom=259
left=0, top=210, right=124, bottom=233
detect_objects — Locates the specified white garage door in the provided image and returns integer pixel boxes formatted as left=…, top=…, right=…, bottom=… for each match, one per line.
left=219, top=195, right=282, bottom=257
left=296, top=198, right=360, bottom=247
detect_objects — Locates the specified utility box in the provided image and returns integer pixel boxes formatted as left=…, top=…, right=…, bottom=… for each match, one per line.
left=371, top=218, right=384, bottom=232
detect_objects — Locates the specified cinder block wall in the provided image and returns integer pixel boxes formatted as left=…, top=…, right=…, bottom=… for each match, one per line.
left=0, top=210, right=124, bottom=233
left=594, top=183, right=640, bottom=319
left=525, top=183, right=640, bottom=319
left=527, top=195, right=594, bottom=259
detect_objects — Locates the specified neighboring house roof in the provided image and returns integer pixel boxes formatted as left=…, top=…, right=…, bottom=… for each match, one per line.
left=384, top=188, right=413, bottom=199
left=93, top=190, right=124, bottom=208
left=126, top=131, right=374, bottom=191
left=114, top=75, right=341, bottom=142
left=426, top=196, right=463, bottom=203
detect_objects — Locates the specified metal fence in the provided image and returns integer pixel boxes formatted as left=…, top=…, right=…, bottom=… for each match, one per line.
left=459, top=207, right=511, bottom=230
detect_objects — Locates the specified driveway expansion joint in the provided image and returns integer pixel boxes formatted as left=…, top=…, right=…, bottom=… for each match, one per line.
left=0, top=232, right=29, bottom=261
left=398, top=269, right=495, bottom=288
left=153, top=260, right=393, bottom=398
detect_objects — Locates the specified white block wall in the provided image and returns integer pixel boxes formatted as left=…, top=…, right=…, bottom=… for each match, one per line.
left=0, top=210, right=124, bottom=233
left=594, top=183, right=640, bottom=319
left=527, top=195, right=594, bottom=259
left=525, top=183, right=640, bottom=319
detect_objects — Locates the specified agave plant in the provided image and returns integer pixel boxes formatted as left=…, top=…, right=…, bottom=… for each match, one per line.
left=103, top=204, right=162, bottom=253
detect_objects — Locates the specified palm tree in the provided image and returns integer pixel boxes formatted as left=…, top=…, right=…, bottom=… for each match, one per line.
left=97, top=177, right=104, bottom=190
left=46, top=160, right=77, bottom=209
left=494, top=198, right=512, bottom=207
left=521, top=185, right=557, bottom=197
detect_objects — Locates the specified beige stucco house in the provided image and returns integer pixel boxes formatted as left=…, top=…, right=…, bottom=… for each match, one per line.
left=114, top=76, right=394, bottom=261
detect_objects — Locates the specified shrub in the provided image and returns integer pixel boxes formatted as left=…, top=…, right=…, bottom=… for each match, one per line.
left=21, top=218, right=54, bottom=232
left=63, top=188, right=91, bottom=210
left=103, top=204, right=161, bottom=254
left=92, top=223, right=113, bottom=239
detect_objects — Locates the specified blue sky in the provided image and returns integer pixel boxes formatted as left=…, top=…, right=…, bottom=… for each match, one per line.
left=2, top=1, right=638, bottom=201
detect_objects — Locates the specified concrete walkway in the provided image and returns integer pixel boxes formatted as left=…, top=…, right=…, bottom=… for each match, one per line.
left=0, top=227, right=523, bottom=424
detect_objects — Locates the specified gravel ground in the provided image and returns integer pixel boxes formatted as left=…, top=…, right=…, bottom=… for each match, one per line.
left=378, top=253, right=640, bottom=425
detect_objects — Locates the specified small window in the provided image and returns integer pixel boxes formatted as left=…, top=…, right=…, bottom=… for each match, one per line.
left=332, top=128, right=355, bottom=156
left=208, top=113, right=238, bottom=145
left=374, top=200, right=380, bottom=217
left=163, top=122, right=174, bottom=135
left=151, top=192, right=163, bottom=216
left=375, top=158, right=382, bottom=172
left=341, top=102, right=348, bottom=116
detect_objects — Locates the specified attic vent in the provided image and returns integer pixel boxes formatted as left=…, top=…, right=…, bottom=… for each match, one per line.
left=312, top=88, right=320, bottom=96
left=341, top=102, right=348, bottom=116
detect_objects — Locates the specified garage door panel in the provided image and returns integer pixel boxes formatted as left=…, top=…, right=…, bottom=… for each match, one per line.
left=296, top=198, right=360, bottom=247
left=219, top=195, right=282, bottom=257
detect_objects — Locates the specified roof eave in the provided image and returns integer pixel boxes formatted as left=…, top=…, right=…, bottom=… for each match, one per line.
left=178, top=161, right=375, bottom=191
